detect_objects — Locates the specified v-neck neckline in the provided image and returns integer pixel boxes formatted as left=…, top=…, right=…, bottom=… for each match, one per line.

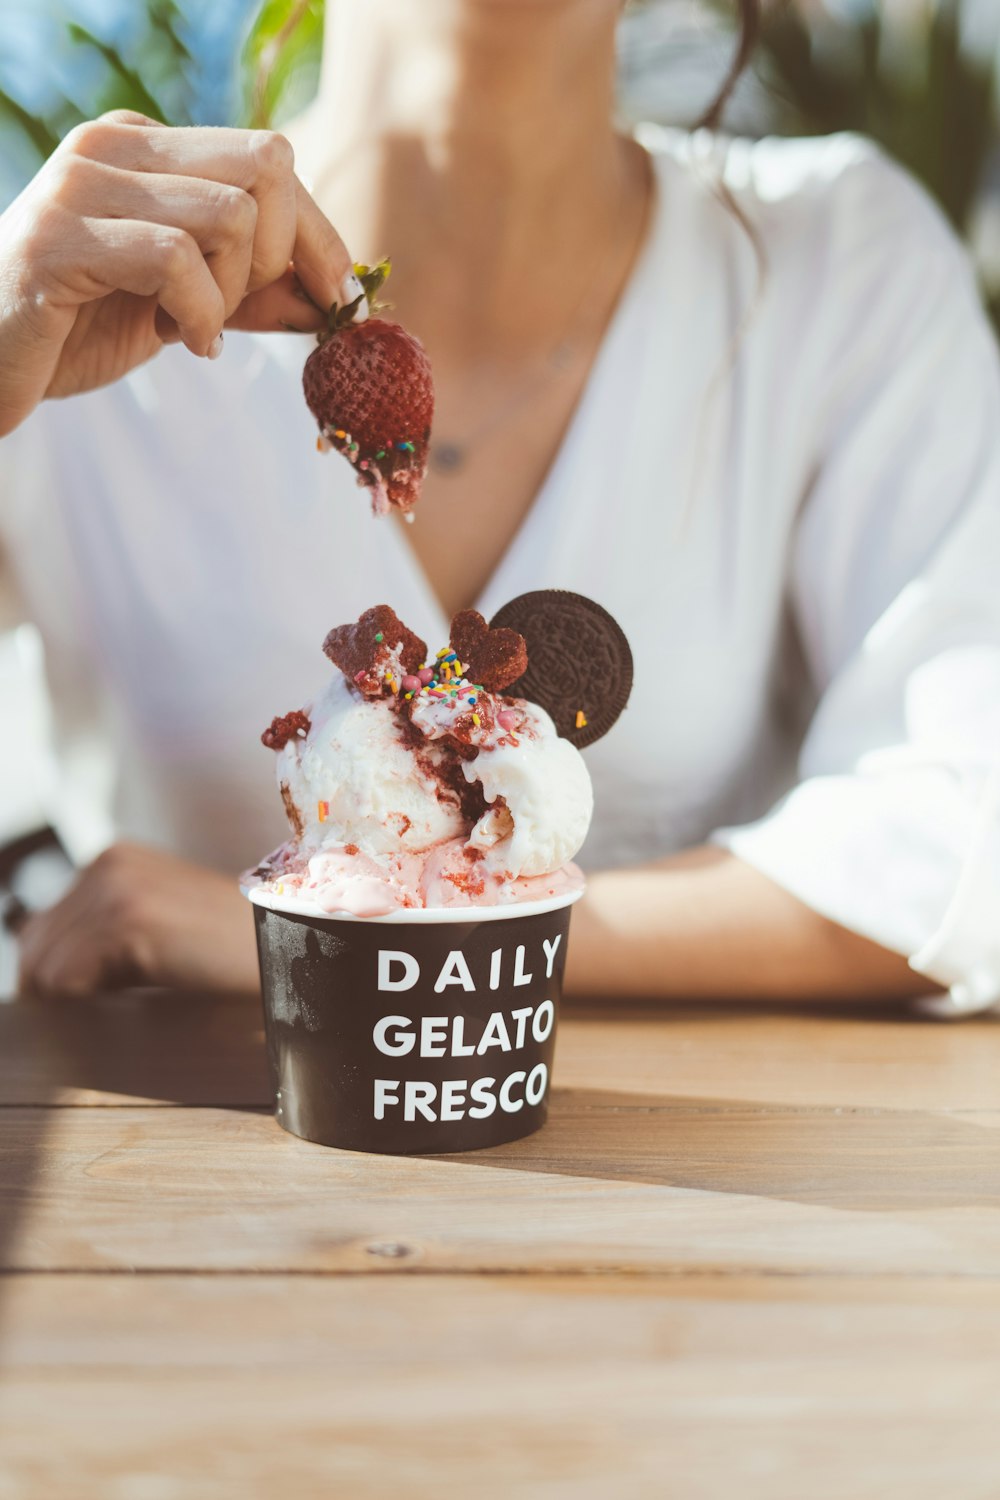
left=387, top=144, right=665, bottom=636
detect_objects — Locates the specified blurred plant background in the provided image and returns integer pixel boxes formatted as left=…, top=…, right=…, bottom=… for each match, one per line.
left=2, top=0, right=1000, bottom=319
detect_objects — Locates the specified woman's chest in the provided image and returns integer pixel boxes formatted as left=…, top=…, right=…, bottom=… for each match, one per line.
left=406, top=371, right=592, bottom=619
left=21, top=417, right=786, bottom=772
left=9, top=306, right=812, bottom=852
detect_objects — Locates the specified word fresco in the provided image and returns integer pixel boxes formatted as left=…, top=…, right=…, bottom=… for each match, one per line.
left=371, top=934, right=563, bottom=1123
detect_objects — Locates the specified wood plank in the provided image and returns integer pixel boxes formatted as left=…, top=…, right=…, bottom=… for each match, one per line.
left=4, top=986, right=1000, bottom=1498
left=559, top=1001, right=1000, bottom=1111
left=4, top=1369, right=998, bottom=1500
left=0, top=992, right=269, bottom=1107
left=2, top=1276, right=1000, bottom=1499
left=5, top=1272, right=1000, bottom=1366
left=2, top=1101, right=999, bottom=1274
left=3, top=992, right=1000, bottom=1112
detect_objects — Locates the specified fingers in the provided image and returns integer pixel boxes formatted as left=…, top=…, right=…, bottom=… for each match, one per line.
left=19, top=912, right=107, bottom=997
left=291, top=175, right=357, bottom=316
left=17, top=875, right=121, bottom=997
left=17, top=844, right=153, bottom=997
left=71, top=216, right=225, bottom=357
left=17, top=841, right=260, bottom=998
left=52, top=156, right=257, bottom=322
left=99, top=108, right=160, bottom=128
left=2, top=113, right=362, bottom=418
left=67, top=118, right=359, bottom=312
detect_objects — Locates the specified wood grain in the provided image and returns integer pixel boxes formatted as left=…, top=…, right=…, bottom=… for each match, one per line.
left=2, top=1098, right=1000, bottom=1275
left=8, top=1274, right=989, bottom=1500
left=3, top=1367, right=998, bottom=1500
left=3, top=993, right=1000, bottom=1496
left=6, top=1271, right=1000, bottom=1366
left=559, top=1000, right=1000, bottom=1110
left=2, top=1277, right=1000, bottom=1500
left=0, top=991, right=269, bottom=1107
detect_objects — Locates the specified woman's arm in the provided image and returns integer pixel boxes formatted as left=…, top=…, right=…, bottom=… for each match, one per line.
left=17, top=840, right=929, bottom=1003
left=0, top=109, right=364, bottom=437
left=697, top=149, right=1000, bottom=1016
left=566, top=846, right=935, bottom=1002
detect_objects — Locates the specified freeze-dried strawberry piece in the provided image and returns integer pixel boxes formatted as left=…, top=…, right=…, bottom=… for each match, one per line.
left=324, top=605, right=427, bottom=697
left=450, top=609, right=528, bottom=694
left=261, top=709, right=311, bottom=750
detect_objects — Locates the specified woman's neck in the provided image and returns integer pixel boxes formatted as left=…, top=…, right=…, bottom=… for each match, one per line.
left=291, top=0, right=631, bottom=347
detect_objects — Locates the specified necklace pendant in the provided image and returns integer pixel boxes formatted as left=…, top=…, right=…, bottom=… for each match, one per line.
left=430, top=442, right=465, bottom=474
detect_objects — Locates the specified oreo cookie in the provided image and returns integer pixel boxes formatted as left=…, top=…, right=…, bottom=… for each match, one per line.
left=489, top=590, right=633, bottom=749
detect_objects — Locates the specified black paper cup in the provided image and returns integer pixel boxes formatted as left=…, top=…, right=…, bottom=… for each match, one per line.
left=246, top=888, right=581, bottom=1155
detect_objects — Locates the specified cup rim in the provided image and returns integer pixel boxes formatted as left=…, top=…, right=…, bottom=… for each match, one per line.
left=242, top=881, right=584, bottom=925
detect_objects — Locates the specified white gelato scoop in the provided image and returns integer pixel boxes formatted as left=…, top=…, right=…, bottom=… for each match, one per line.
left=275, top=673, right=465, bottom=857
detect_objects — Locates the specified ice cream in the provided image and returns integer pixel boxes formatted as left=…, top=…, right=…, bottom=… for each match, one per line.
left=247, top=604, right=593, bottom=917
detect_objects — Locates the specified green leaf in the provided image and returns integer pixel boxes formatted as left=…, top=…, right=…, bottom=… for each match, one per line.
left=66, top=23, right=171, bottom=124
left=358, top=258, right=391, bottom=300
left=755, top=0, right=997, bottom=236
left=0, top=85, right=62, bottom=161
left=147, top=0, right=194, bottom=66
left=241, top=0, right=324, bottom=128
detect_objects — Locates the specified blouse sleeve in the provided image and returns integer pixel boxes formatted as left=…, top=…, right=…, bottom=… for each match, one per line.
left=711, top=146, right=1000, bottom=1016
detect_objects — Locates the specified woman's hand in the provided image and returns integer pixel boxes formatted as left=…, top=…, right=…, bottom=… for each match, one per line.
left=17, top=842, right=259, bottom=997
left=0, top=110, right=362, bottom=437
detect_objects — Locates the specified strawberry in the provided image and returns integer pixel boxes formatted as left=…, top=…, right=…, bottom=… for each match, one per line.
left=303, top=260, right=434, bottom=517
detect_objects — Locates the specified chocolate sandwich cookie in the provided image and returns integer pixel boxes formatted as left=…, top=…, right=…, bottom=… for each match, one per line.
left=489, top=590, right=633, bottom=749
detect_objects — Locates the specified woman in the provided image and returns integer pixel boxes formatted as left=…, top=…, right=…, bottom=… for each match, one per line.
left=1, top=0, right=997, bottom=1012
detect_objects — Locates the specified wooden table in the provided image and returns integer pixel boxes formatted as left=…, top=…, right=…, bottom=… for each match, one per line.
left=1, top=990, right=1000, bottom=1498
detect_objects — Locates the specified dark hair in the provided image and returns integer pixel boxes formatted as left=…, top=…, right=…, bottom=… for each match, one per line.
left=699, top=0, right=761, bottom=130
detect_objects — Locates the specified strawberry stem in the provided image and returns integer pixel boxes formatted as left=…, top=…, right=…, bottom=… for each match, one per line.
left=321, top=258, right=393, bottom=339
left=358, top=258, right=391, bottom=302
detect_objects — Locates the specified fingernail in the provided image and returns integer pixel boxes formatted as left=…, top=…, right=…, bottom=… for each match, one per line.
left=340, top=273, right=369, bottom=323
left=207, top=332, right=224, bottom=360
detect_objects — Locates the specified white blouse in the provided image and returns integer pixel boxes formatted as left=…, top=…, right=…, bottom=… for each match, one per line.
left=2, top=127, right=999, bottom=1015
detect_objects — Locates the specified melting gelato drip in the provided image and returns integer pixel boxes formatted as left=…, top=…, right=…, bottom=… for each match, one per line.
left=249, top=605, right=593, bottom=917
